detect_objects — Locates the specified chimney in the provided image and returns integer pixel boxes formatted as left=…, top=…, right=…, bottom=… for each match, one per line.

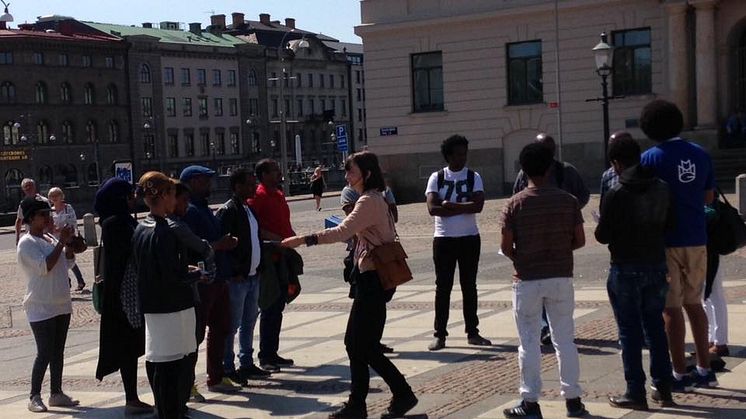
left=284, top=18, right=295, bottom=29
left=142, top=22, right=152, bottom=28
left=259, top=13, right=270, bottom=25
left=210, top=14, right=226, bottom=29
left=189, top=22, right=201, bottom=35
left=231, top=12, right=244, bottom=27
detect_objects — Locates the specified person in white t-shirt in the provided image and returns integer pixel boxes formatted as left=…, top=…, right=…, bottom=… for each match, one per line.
left=425, top=135, right=492, bottom=351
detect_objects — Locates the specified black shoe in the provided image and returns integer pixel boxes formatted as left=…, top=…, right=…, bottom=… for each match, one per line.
left=467, top=333, right=492, bottom=346
left=608, top=394, right=648, bottom=411
left=273, top=355, right=294, bottom=366
left=540, top=326, right=552, bottom=346
left=651, top=387, right=676, bottom=407
left=380, top=343, right=395, bottom=353
left=381, top=391, right=418, bottom=419
left=428, top=337, right=445, bottom=351
left=225, top=371, right=248, bottom=387
left=239, top=364, right=271, bottom=380
left=328, top=401, right=367, bottom=418
left=566, top=397, right=588, bottom=417
left=259, top=361, right=280, bottom=372
left=503, top=400, right=543, bottom=418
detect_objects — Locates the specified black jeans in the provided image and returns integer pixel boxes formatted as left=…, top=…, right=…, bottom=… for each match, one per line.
left=29, top=313, right=71, bottom=397
left=346, top=270, right=411, bottom=405
left=607, top=263, right=673, bottom=398
left=146, top=352, right=194, bottom=419
left=259, top=280, right=287, bottom=363
left=433, top=235, right=481, bottom=338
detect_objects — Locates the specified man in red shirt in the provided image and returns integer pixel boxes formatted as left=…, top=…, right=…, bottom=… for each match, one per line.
left=248, top=159, right=295, bottom=371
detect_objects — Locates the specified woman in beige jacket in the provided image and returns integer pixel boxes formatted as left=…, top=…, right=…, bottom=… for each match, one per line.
left=283, top=151, right=417, bottom=419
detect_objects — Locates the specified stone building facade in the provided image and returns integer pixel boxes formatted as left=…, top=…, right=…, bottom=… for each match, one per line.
left=223, top=12, right=356, bottom=169
left=79, top=20, right=266, bottom=179
left=0, top=23, right=129, bottom=212
left=356, top=0, right=746, bottom=201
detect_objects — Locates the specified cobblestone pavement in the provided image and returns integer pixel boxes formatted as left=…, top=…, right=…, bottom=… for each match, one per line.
left=0, top=194, right=744, bottom=418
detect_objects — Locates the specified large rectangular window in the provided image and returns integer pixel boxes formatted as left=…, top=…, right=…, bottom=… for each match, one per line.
left=183, top=98, right=192, bottom=116
left=0, top=52, right=13, bottom=65
left=213, top=69, right=222, bottom=86
left=227, top=70, right=236, bottom=86
left=214, top=98, right=223, bottom=116
left=198, top=97, right=208, bottom=118
left=411, top=52, right=444, bottom=112
left=164, top=67, right=174, bottom=85
left=229, top=98, right=238, bottom=116
left=185, top=133, right=195, bottom=157
left=168, top=134, right=179, bottom=158
left=141, top=97, right=153, bottom=117
left=612, top=28, right=652, bottom=96
left=166, top=97, right=176, bottom=117
left=507, top=40, right=543, bottom=105
left=181, top=68, right=190, bottom=85
left=197, top=69, right=207, bottom=86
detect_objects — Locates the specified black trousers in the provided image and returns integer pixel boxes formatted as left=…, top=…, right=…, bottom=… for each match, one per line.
left=29, top=313, right=71, bottom=397
left=259, top=281, right=287, bottom=363
left=345, top=270, right=411, bottom=405
left=432, top=235, right=481, bottom=338
left=146, top=352, right=194, bottom=419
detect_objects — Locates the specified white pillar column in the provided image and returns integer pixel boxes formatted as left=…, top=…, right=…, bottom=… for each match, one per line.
left=692, top=0, right=720, bottom=128
left=665, top=1, right=690, bottom=127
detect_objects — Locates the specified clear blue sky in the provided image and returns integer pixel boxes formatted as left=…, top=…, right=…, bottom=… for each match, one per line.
left=7, top=0, right=363, bottom=43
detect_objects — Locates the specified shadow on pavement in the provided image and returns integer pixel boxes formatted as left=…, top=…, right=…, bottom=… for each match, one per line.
left=223, top=392, right=333, bottom=417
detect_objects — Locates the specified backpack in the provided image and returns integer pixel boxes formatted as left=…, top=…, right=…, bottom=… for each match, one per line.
left=437, top=169, right=475, bottom=199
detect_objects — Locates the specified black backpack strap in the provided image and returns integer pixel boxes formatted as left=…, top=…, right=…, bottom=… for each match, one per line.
left=467, top=169, right=475, bottom=194
left=437, top=169, right=445, bottom=191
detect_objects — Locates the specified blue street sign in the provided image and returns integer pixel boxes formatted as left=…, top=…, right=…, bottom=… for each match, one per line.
left=336, top=124, right=348, bottom=152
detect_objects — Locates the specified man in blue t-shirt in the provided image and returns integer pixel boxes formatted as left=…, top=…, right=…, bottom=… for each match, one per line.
left=639, top=100, right=717, bottom=392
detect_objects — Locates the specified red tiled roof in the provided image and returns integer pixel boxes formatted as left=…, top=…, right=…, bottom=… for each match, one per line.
left=0, top=29, right=118, bottom=42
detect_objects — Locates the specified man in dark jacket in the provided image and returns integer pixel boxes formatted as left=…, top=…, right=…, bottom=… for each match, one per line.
left=180, top=165, right=241, bottom=395
left=217, top=168, right=271, bottom=385
left=595, top=135, right=675, bottom=410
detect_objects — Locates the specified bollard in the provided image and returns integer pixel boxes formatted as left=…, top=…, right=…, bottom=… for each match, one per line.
left=83, top=213, right=98, bottom=247
left=737, top=174, right=746, bottom=219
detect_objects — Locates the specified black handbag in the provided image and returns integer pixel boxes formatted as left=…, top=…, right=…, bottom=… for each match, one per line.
left=709, top=187, right=746, bottom=255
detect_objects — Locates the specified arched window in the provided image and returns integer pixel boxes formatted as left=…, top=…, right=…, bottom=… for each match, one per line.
left=36, top=121, right=49, bottom=144
left=1, top=81, right=16, bottom=103
left=86, top=120, right=97, bottom=143
left=35, top=82, right=48, bottom=104
left=3, top=122, right=20, bottom=145
left=106, top=84, right=118, bottom=105
left=38, top=165, right=53, bottom=186
left=84, top=83, right=95, bottom=104
left=57, top=164, right=78, bottom=187
left=87, top=163, right=99, bottom=186
left=107, top=120, right=119, bottom=143
left=140, top=64, right=151, bottom=83
left=61, top=121, right=74, bottom=144
left=60, top=82, right=72, bottom=104
left=248, top=69, right=257, bottom=86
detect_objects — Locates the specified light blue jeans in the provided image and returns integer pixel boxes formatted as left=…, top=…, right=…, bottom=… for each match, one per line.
left=224, top=275, right=260, bottom=373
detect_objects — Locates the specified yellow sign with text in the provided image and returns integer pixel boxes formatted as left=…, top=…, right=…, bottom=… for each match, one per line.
left=0, top=150, right=29, bottom=161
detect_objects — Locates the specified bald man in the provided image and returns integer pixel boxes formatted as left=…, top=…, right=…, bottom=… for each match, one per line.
left=513, top=134, right=590, bottom=208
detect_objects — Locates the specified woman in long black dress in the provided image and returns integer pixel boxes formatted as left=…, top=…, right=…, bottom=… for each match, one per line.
left=310, top=166, right=325, bottom=211
left=94, top=178, right=153, bottom=415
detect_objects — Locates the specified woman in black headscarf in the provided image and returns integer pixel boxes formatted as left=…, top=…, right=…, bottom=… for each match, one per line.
left=94, top=178, right=152, bottom=415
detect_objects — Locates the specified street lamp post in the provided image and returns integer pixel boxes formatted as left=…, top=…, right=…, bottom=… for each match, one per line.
left=143, top=117, right=163, bottom=172
left=587, top=32, right=622, bottom=168
left=271, top=29, right=309, bottom=183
